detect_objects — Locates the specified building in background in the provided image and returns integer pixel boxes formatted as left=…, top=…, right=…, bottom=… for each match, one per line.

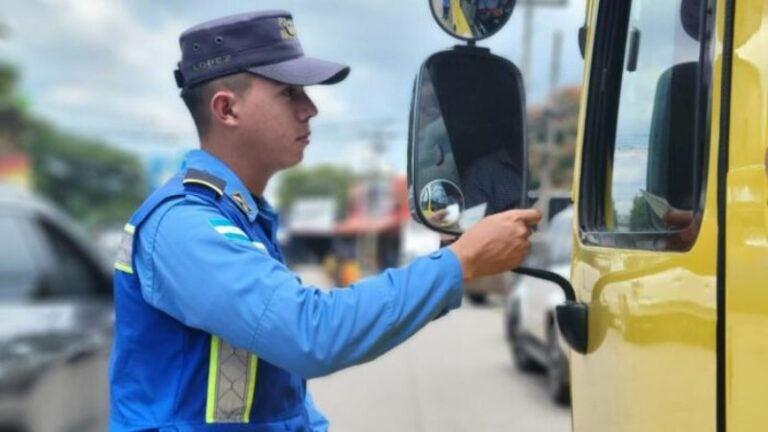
left=0, top=152, right=30, bottom=188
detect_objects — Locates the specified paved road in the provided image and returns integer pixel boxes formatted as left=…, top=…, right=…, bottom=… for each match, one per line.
left=297, top=265, right=572, bottom=432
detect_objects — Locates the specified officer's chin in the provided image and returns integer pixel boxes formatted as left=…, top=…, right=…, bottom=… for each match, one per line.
left=282, top=152, right=304, bottom=170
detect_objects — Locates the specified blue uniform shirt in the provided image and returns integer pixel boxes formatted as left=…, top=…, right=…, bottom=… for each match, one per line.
left=111, top=149, right=464, bottom=430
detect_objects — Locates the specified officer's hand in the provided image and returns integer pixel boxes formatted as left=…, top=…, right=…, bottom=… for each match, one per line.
left=448, top=209, right=541, bottom=282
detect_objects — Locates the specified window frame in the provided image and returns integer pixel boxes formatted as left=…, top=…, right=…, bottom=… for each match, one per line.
left=32, top=214, right=109, bottom=299
left=0, top=212, right=47, bottom=299
left=578, top=0, right=715, bottom=252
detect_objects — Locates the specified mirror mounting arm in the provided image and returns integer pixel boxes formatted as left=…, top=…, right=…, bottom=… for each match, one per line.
left=513, top=266, right=575, bottom=301
left=453, top=44, right=489, bottom=54
left=513, top=266, right=589, bottom=354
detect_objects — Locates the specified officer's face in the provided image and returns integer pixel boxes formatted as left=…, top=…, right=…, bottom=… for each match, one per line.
left=237, top=76, right=319, bottom=170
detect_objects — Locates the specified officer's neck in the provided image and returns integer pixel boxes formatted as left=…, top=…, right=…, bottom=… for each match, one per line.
left=226, top=159, right=273, bottom=197
left=200, top=141, right=272, bottom=197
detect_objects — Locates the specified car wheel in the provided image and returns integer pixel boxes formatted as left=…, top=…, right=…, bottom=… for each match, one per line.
left=467, top=293, right=487, bottom=304
left=507, top=304, right=537, bottom=371
left=546, top=323, right=570, bottom=405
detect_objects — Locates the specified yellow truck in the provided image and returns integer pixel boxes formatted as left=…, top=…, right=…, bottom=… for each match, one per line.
left=410, top=0, right=767, bottom=429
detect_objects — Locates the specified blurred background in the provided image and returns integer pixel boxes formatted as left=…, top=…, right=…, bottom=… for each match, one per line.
left=0, top=0, right=584, bottom=430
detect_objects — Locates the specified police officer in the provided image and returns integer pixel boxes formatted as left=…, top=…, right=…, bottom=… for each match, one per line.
left=109, top=10, right=541, bottom=431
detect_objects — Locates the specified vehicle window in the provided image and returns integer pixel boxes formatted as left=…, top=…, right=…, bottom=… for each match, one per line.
left=579, top=0, right=713, bottom=251
left=0, top=215, right=39, bottom=299
left=36, top=219, right=103, bottom=298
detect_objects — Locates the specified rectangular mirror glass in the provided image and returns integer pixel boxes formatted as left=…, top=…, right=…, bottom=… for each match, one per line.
left=408, top=48, right=529, bottom=234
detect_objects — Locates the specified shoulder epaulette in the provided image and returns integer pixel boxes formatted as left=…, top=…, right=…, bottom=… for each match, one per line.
left=182, top=168, right=226, bottom=197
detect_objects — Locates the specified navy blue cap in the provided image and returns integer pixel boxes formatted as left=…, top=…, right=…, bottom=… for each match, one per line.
left=174, top=10, right=350, bottom=90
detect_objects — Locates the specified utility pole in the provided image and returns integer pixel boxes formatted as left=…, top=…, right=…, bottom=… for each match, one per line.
left=517, top=0, right=569, bottom=92
left=538, top=29, right=564, bottom=202
left=549, top=30, right=563, bottom=95
left=521, top=4, right=535, bottom=85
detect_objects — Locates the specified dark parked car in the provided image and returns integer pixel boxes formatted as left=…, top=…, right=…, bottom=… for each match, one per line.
left=0, top=186, right=113, bottom=432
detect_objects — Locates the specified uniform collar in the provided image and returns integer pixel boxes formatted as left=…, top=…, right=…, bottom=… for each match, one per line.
left=181, top=149, right=267, bottom=223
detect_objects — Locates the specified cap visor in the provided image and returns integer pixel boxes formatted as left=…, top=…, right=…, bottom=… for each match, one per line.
left=248, top=56, right=350, bottom=86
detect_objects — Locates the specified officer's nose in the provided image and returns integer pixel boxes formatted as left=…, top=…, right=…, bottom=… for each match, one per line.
left=297, top=92, right=318, bottom=122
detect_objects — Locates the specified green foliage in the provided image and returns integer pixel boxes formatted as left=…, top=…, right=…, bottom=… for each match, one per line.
left=527, top=86, right=581, bottom=191
left=276, top=164, right=356, bottom=219
left=0, top=64, right=28, bottom=141
left=24, top=119, right=147, bottom=226
left=629, top=195, right=652, bottom=231
left=0, top=61, right=147, bottom=227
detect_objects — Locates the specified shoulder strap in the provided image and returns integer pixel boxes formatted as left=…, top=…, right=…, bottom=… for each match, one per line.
left=182, top=168, right=226, bottom=198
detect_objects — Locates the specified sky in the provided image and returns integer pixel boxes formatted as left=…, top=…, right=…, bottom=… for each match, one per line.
left=0, top=0, right=587, bottom=177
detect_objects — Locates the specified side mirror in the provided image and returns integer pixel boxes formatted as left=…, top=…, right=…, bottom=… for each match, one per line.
left=412, top=9, right=587, bottom=355
left=407, top=46, right=529, bottom=234
left=406, top=46, right=588, bottom=355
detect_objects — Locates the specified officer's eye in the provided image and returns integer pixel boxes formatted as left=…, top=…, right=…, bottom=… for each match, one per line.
left=282, top=86, right=304, bottom=99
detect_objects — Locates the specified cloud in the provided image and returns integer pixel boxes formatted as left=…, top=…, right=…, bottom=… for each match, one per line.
left=2, top=0, right=587, bottom=165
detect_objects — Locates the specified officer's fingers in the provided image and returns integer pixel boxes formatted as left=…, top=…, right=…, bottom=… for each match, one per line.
left=514, top=209, right=543, bottom=224
left=516, top=223, right=533, bottom=239
left=498, top=209, right=542, bottom=225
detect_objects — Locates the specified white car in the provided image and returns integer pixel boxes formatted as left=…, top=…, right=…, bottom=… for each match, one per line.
left=505, top=205, right=573, bottom=405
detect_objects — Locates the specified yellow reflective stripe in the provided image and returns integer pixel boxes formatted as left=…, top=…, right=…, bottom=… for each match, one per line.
left=114, top=263, right=134, bottom=274
left=242, top=354, right=258, bottom=422
left=205, top=336, right=258, bottom=423
left=114, top=225, right=135, bottom=274
left=205, top=336, right=221, bottom=424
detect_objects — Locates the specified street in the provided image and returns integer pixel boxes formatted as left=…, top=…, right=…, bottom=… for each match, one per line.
left=298, top=265, right=572, bottom=432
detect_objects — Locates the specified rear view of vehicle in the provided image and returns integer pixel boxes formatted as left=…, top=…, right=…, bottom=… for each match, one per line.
left=0, top=186, right=113, bottom=432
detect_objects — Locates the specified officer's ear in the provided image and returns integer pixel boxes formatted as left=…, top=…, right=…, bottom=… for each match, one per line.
left=210, top=90, right=240, bottom=127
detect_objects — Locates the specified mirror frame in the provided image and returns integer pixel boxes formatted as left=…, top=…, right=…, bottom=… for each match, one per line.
left=408, top=46, right=530, bottom=235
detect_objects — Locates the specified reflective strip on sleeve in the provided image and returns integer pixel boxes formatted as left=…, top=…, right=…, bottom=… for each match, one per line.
left=214, top=225, right=247, bottom=237
left=209, top=218, right=252, bottom=244
left=114, top=224, right=135, bottom=274
left=206, top=335, right=259, bottom=423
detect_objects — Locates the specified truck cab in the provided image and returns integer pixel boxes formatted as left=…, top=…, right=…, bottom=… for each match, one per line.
left=408, top=0, right=768, bottom=429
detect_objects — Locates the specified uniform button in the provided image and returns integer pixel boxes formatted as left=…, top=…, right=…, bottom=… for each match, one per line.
left=429, top=250, right=443, bottom=259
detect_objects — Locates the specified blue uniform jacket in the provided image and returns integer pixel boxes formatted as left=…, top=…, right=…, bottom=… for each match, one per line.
left=109, top=149, right=464, bottom=431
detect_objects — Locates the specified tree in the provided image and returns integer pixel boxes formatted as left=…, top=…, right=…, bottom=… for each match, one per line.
left=629, top=195, right=653, bottom=231
left=0, top=44, right=147, bottom=227
left=24, top=119, right=147, bottom=226
left=0, top=64, right=28, bottom=155
left=527, top=86, right=581, bottom=192
left=276, top=165, right=356, bottom=219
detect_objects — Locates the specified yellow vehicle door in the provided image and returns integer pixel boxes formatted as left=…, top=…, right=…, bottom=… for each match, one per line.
left=724, top=0, right=768, bottom=429
left=570, top=0, right=724, bottom=429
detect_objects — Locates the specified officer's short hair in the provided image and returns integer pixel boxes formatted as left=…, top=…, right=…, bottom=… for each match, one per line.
left=181, top=72, right=254, bottom=138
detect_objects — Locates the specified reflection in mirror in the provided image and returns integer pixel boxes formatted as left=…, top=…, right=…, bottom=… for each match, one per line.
left=430, top=0, right=517, bottom=41
left=419, top=179, right=464, bottom=228
left=409, top=49, right=528, bottom=234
